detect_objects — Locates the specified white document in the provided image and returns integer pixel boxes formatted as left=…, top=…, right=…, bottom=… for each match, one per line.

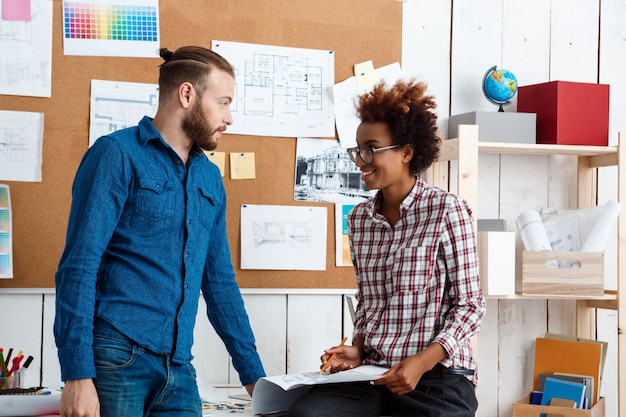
left=212, top=40, right=335, bottom=138
left=0, top=110, right=44, bottom=182
left=0, top=0, right=53, bottom=97
left=89, top=79, right=159, bottom=146
left=252, top=365, right=386, bottom=415
left=333, top=62, right=403, bottom=148
left=240, top=204, right=327, bottom=270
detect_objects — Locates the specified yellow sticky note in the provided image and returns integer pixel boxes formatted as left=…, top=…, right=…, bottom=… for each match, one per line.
left=230, top=152, right=256, bottom=179
left=204, top=150, right=226, bottom=177
left=354, top=60, right=376, bottom=87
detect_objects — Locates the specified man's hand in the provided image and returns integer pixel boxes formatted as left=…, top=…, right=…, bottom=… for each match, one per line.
left=244, top=382, right=256, bottom=397
left=60, top=379, right=100, bottom=417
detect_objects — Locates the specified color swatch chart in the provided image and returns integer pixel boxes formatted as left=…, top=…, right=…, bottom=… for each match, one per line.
left=63, top=2, right=158, bottom=41
left=0, top=185, right=12, bottom=278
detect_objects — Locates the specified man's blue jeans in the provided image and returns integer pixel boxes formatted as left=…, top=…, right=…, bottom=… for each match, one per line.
left=92, top=320, right=202, bottom=417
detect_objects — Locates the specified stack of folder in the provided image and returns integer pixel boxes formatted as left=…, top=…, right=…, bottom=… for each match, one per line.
left=533, top=333, right=607, bottom=408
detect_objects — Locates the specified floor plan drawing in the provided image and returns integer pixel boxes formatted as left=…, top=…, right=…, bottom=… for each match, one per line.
left=89, top=79, right=159, bottom=146
left=212, top=40, right=335, bottom=138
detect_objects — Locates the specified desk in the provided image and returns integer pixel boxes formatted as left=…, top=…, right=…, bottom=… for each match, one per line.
left=201, top=385, right=255, bottom=416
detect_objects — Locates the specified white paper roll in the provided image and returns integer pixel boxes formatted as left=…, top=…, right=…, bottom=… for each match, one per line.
left=516, top=209, right=552, bottom=251
left=581, top=200, right=621, bottom=252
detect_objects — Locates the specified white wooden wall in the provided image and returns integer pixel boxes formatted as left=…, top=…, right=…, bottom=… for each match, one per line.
left=403, top=1, right=625, bottom=417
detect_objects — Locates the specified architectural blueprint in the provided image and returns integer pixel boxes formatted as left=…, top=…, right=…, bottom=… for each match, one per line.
left=212, top=40, right=335, bottom=138
left=0, top=110, right=44, bottom=182
left=89, top=79, right=159, bottom=146
left=240, top=204, right=327, bottom=270
left=0, top=0, right=53, bottom=97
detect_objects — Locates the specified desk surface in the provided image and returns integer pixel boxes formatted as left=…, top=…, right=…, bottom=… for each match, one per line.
left=202, top=386, right=255, bottom=416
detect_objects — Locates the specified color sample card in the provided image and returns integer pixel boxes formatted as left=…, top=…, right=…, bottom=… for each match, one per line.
left=0, top=185, right=13, bottom=278
left=62, top=0, right=159, bottom=57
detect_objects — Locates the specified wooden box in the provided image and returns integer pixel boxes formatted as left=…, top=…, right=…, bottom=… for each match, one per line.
left=521, top=251, right=604, bottom=296
left=512, top=393, right=605, bottom=417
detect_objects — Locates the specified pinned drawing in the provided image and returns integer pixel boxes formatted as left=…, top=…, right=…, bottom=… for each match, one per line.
left=240, top=204, right=327, bottom=271
left=0, top=110, right=44, bottom=182
left=0, top=0, right=53, bottom=97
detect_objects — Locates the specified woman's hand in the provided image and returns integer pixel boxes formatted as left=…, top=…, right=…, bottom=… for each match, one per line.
left=320, top=342, right=363, bottom=373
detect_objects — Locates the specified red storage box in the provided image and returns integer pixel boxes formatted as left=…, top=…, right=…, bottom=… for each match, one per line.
left=517, top=81, right=609, bottom=146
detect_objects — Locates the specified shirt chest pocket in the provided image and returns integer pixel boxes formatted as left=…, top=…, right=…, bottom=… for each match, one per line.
left=198, top=186, right=220, bottom=230
left=391, top=246, right=433, bottom=293
left=135, top=177, right=174, bottom=221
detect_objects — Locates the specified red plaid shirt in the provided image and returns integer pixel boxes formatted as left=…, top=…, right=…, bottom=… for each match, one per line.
left=349, top=178, right=485, bottom=385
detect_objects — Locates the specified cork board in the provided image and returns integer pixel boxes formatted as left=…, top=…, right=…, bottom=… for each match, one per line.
left=0, top=0, right=401, bottom=289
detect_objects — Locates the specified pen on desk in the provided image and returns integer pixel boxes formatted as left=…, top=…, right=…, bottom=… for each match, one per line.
left=320, top=337, right=348, bottom=373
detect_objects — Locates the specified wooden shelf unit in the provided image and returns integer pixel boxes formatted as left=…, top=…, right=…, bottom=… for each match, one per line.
left=427, top=124, right=624, bottom=415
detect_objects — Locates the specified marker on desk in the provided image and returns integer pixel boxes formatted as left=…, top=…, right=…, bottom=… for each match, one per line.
left=4, top=348, right=13, bottom=369
left=320, top=337, right=348, bottom=373
left=0, top=348, right=7, bottom=377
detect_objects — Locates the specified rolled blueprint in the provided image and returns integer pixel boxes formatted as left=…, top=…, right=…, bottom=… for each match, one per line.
left=516, top=210, right=552, bottom=251
left=581, top=200, right=622, bottom=252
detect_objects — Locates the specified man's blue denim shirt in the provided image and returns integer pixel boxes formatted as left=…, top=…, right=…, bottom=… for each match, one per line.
left=54, top=116, right=265, bottom=385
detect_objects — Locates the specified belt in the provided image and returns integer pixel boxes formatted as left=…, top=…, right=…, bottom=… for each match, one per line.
left=447, top=368, right=475, bottom=376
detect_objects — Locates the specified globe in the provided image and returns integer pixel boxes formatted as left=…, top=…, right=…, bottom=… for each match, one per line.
left=482, top=65, right=518, bottom=112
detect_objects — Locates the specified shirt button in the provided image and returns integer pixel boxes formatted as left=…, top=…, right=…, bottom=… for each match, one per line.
left=187, top=219, right=191, bottom=224
left=185, top=253, right=190, bottom=259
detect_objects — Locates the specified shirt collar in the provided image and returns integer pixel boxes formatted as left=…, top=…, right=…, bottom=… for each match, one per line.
left=365, top=176, right=424, bottom=218
left=138, top=116, right=208, bottom=162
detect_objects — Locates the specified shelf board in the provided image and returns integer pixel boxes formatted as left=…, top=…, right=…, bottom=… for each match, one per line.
left=477, top=141, right=617, bottom=156
left=485, top=291, right=617, bottom=302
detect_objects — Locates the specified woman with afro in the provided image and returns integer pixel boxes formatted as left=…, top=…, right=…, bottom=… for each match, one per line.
left=287, top=79, right=485, bottom=417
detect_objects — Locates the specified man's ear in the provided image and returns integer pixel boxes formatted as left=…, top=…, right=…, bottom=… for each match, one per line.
left=178, top=82, right=194, bottom=108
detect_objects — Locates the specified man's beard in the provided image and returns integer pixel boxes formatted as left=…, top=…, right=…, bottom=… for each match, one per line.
left=182, top=100, right=222, bottom=151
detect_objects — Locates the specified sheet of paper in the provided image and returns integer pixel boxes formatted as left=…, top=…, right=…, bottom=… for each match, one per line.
left=89, top=79, right=159, bottom=146
left=230, top=152, right=256, bottom=179
left=0, top=0, right=52, bottom=97
left=0, top=110, right=44, bottom=182
left=212, top=40, right=335, bottom=138
left=2, top=0, right=31, bottom=21
left=62, top=0, right=160, bottom=57
left=333, top=62, right=403, bottom=148
left=294, top=137, right=375, bottom=204
left=204, top=151, right=225, bottom=177
left=252, top=365, right=386, bottom=415
left=354, top=60, right=376, bottom=87
left=240, top=204, right=327, bottom=270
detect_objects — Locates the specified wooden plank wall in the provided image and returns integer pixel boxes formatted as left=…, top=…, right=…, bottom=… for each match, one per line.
left=403, top=1, right=626, bottom=417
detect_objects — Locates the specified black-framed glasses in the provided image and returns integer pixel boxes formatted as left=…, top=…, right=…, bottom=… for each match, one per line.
left=346, top=145, right=400, bottom=164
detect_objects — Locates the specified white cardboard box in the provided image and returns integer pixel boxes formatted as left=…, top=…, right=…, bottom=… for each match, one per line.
left=477, top=231, right=516, bottom=296
left=448, top=111, right=536, bottom=143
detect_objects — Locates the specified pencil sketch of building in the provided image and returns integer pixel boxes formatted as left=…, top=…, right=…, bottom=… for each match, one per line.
left=252, top=219, right=314, bottom=252
left=294, top=145, right=374, bottom=203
